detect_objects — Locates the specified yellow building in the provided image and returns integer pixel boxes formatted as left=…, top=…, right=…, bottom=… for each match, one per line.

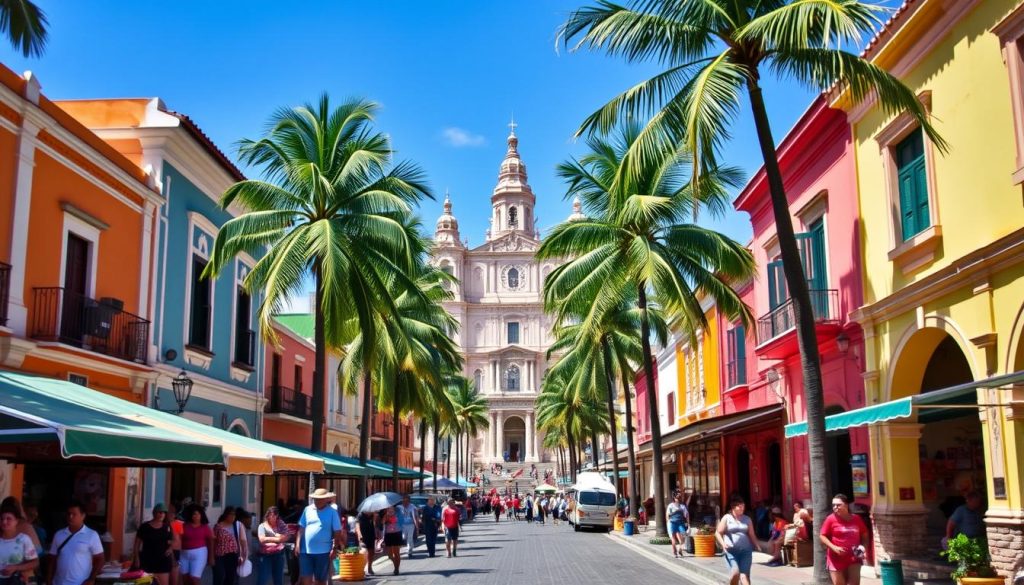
left=839, top=0, right=1024, bottom=575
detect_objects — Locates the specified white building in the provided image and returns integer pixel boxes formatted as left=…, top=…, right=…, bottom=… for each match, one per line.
left=432, top=126, right=583, bottom=465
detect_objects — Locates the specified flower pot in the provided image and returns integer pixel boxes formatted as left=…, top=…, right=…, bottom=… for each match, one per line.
left=958, top=577, right=1006, bottom=585
left=614, top=516, right=624, bottom=532
left=693, top=534, right=717, bottom=557
left=337, top=553, right=365, bottom=582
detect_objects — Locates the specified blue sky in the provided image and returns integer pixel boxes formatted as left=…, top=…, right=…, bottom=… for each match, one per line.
left=3, top=1, right=827, bottom=253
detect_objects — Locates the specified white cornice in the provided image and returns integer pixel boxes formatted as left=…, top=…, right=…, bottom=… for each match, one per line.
left=153, top=362, right=263, bottom=409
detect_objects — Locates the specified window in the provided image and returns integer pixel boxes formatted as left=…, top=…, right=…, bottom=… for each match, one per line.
left=188, top=255, right=212, bottom=349
left=440, top=264, right=454, bottom=291
left=666, top=393, right=676, bottom=421
left=992, top=5, right=1024, bottom=183
left=508, top=206, right=518, bottom=228
left=578, top=491, right=616, bottom=506
left=767, top=259, right=787, bottom=310
left=505, top=365, right=520, bottom=391
left=212, top=471, right=223, bottom=505
left=727, top=326, right=747, bottom=388
left=294, top=364, right=303, bottom=392
left=895, top=128, right=930, bottom=239
left=68, top=373, right=88, bottom=386
left=507, top=321, right=520, bottom=344
left=507, top=268, right=519, bottom=289
left=233, top=286, right=253, bottom=366
left=473, top=369, right=482, bottom=391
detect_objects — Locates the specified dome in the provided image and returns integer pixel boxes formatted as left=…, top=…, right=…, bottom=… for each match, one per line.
left=494, top=128, right=533, bottom=197
left=434, top=191, right=463, bottom=247
left=567, top=196, right=587, bottom=222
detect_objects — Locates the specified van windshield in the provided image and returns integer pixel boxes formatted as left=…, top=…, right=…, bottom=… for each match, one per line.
left=579, top=491, right=616, bottom=506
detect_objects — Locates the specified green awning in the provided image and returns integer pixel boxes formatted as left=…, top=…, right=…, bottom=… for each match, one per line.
left=267, top=442, right=370, bottom=477
left=0, top=372, right=224, bottom=467
left=785, top=370, right=1024, bottom=438
left=365, top=459, right=426, bottom=479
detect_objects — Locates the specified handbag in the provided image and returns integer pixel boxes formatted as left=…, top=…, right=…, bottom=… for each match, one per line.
left=236, top=559, right=252, bottom=578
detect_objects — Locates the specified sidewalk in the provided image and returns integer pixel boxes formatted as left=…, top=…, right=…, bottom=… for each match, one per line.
left=607, top=528, right=883, bottom=585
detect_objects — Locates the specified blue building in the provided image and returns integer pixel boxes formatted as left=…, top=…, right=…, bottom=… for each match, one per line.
left=77, top=98, right=265, bottom=516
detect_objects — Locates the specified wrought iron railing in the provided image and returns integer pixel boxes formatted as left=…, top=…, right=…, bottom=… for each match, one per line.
left=233, top=328, right=256, bottom=368
left=0, top=262, right=10, bottom=327
left=756, top=289, right=840, bottom=344
left=264, top=385, right=311, bottom=419
left=31, top=287, right=149, bottom=363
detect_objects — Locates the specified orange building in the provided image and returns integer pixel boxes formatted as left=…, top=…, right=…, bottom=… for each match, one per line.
left=0, top=66, right=163, bottom=557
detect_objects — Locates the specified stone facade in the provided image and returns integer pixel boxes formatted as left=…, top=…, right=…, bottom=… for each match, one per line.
left=987, top=521, right=1024, bottom=577
left=432, top=126, right=578, bottom=465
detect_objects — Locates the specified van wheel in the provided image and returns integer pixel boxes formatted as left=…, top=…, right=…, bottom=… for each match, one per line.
left=574, top=523, right=581, bottom=532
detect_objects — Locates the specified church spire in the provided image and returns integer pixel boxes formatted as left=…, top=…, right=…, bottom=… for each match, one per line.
left=490, top=120, right=536, bottom=241
left=434, top=188, right=463, bottom=248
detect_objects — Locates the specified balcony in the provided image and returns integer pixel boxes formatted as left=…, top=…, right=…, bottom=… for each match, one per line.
left=0, top=262, right=10, bottom=327
left=30, top=287, right=149, bottom=363
left=264, top=385, right=312, bottom=420
left=233, top=329, right=256, bottom=369
left=755, top=289, right=841, bottom=359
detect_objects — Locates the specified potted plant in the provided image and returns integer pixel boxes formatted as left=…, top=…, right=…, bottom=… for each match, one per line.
left=941, top=534, right=1005, bottom=585
left=692, top=523, right=717, bottom=557
left=337, top=546, right=365, bottom=582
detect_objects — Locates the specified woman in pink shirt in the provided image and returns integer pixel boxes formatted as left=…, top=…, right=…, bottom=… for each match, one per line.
left=179, top=505, right=214, bottom=585
left=819, top=494, right=869, bottom=585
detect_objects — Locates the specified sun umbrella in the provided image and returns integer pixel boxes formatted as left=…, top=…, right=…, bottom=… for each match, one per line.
left=357, top=491, right=403, bottom=513
left=535, top=483, right=557, bottom=493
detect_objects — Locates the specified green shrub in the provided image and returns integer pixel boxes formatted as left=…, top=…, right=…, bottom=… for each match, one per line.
left=941, top=534, right=996, bottom=580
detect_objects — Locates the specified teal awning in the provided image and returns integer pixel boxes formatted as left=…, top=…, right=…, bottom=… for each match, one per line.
left=785, top=370, right=1024, bottom=438
left=604, top=470, right=630, bottom=479
left=267, top=442, right=370, bottom=477
left=364, top=459, right=426, bottom=479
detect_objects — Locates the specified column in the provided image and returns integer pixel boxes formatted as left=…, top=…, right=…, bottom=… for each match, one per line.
left=526, top=412, right=535, bottom=461
left=6, top=98, right=41, bottom=335
left=492, top=360, right=498, bottom=392
left=491, top=413, right=499, bottom=461
left=486, top=412, right=495, bottom=460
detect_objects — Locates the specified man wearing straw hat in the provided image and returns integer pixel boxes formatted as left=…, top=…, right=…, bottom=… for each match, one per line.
left=294, top=489, right=344, bottom=585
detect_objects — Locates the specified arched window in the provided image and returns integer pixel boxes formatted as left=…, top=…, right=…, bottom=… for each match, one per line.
left=440, top=263, right=454, bottom=290
left=473, top=369, right=482, bottom=391
left=505, top=365, right=520, bottom=391
left=508, top=268, right=519, bottom=289
left=508, top=206, right=518, bottom=228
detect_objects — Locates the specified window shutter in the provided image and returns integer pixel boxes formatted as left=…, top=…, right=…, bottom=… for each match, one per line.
left=912, top=157, right=929, bottom=235
left=767, top=260, right=787, bottom=309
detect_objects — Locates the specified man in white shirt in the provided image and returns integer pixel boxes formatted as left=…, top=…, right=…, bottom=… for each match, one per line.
left=46, top=501, right=104, bottom=585
left=395, top=496, right=419, bottom=559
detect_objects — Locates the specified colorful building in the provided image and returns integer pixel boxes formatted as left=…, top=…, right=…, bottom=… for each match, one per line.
left=0, top=67, right=164, bottom=558
left=834, top=0, right=1024, bottom=576
left=734, top=96, right=869, bottom=519
left=59, top=97, right=265, bottom=522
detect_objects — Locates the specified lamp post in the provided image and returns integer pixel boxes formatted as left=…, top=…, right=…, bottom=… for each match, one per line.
left=170, top=370, right=194, bottom=415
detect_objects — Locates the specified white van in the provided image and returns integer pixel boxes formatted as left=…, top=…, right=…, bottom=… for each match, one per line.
left=569, top=474, right=618, bottom=531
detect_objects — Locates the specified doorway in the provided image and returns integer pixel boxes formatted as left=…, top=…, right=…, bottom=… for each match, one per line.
left=736, top=445, right=751, bottom=505
left=825, top=406, right=854, bottom=498
left=61, top=233, right=90, bottom=343
left=767, top=442, right=783, bottom=504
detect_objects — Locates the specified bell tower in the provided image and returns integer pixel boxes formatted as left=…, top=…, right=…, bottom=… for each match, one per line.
left=487, top=119, right=537, bottom=241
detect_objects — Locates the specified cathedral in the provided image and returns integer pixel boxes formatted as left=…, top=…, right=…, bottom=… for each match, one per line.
left=432, top=125, right=585, bottom=465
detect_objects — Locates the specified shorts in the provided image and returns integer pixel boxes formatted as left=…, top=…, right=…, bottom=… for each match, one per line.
left=669, top=521, right=687, bottom=536
left=444, top=527, right=459, bottom=542
left=383, top=532, right=403, bottom=547
left=179, top=547, right=208, bottom=579
left=827, top=552, right=861, bottom=573
left=725, top=548, right=753, bottom=575
left=298, top=553, right=331, bottom=581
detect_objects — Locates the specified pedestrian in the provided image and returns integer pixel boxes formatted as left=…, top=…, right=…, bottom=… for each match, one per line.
left=442, top=499, right=461, bottom=558
left=22, top=505, right=45, bottom=556
left=419, top=498, right=442, bottom=558
left=766, top=507, right=788, bottom=565
left=395, top=496, right=419, bottom=559
left=166, top=502, right=184, bottom=585
left=667, top=492, right=689, bottom=559
left=0, top=507, right=39, bottom=585
left=820, top=494, right=868, bottom=585
left=381, top=507, right=402, bottom=575
left=491, top=496, right=501, bottom=523
left=0, top=498, right=42, bottom=557
left=177, top=504, right=213, bottom=585
left=946, top=490, right=985, bottom=541
left=45, top=501, right=104, bottom=585
left=552, top=496, right=561, bottom=526
left=212, top=507, right=247, bottom=585
left=524, top=495, right=533, bottom=523
left=715, top=495, right=759, bottom=585
left=132, top=503, right=177, bottom=585
left=294, top=489, right=344, bottom=585
left=355, top=512, right=376, bottom=577
left=255, top=506, right=289, bottom=585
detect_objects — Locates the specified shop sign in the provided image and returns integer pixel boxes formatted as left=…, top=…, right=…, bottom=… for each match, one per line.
left=850, top=453, right=869, bottom=497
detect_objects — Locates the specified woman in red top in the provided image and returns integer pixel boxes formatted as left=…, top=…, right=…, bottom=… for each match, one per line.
left=381, top=507, right=402, bottom=576
left=819, top=494, right=869, bottom=585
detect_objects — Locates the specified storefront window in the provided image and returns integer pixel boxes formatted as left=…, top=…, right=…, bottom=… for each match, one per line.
left=681, top=439, right=721, bottom=526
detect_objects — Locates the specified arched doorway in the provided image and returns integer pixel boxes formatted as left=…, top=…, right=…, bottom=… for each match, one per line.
left=736, top=445, right=751, bottom=505
left=766, top=442, right=783, bottom=505
left=503, top=416, right=526, bottom=463
left=825, top=405, right=853, bottom=499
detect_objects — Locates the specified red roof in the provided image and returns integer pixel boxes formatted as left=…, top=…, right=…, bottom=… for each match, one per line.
left=164, top=109, right=246, bottom=182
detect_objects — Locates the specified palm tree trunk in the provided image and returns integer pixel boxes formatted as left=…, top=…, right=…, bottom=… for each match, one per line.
left=590, top=429, right=600, bottom=469
left=432, top=417, right=440, bottom=492
left=621, top=373, right=639, bottom=519
left=418, top=419, right=427, bottom=491
left=637, top=284, right=667, bottom=538
left=747, top=79, right=830, bottom=584
left=601, top=338, right=622, bottom=498
left=358, top=374, right=373, bottom=501
left=392, top=395, right=400, bottom=492
left=311, top=263, right=326, bottom=453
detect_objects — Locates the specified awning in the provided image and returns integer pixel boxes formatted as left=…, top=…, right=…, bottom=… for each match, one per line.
left=0, top=372, right=224, bottom=467
left=267, top=442, right=369, bottom=477
left=365, top=460, right=427, bottom=479
left=639, top=404, right=785, bottom=455
left=785, top=370, right=1024, bottom=438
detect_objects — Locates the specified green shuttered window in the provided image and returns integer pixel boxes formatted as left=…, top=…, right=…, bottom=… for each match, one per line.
left=895, top=127, right=930, bottom=240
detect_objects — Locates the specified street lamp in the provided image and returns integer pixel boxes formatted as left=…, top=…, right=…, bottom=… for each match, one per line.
left=836, top=332, right=850, bottom=355
left=170, top=370, right=194, bottom=415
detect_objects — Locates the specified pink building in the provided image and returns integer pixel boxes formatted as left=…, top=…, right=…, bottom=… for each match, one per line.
left=732, top=96, right=870, bottom=517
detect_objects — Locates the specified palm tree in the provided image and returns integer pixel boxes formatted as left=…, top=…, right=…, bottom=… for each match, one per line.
left=0, top=0, right=47, bottom=57
left=537, top=124, right=754, bottom=538
left=560, top=1, right=943, bottom=570
left=206, top=96, right=431, bottom=456
left=448, top=377, right=489, bottom=486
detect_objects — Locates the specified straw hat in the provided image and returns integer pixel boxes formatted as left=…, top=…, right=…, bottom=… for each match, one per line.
left=310, top=488, right=336, bottom=500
